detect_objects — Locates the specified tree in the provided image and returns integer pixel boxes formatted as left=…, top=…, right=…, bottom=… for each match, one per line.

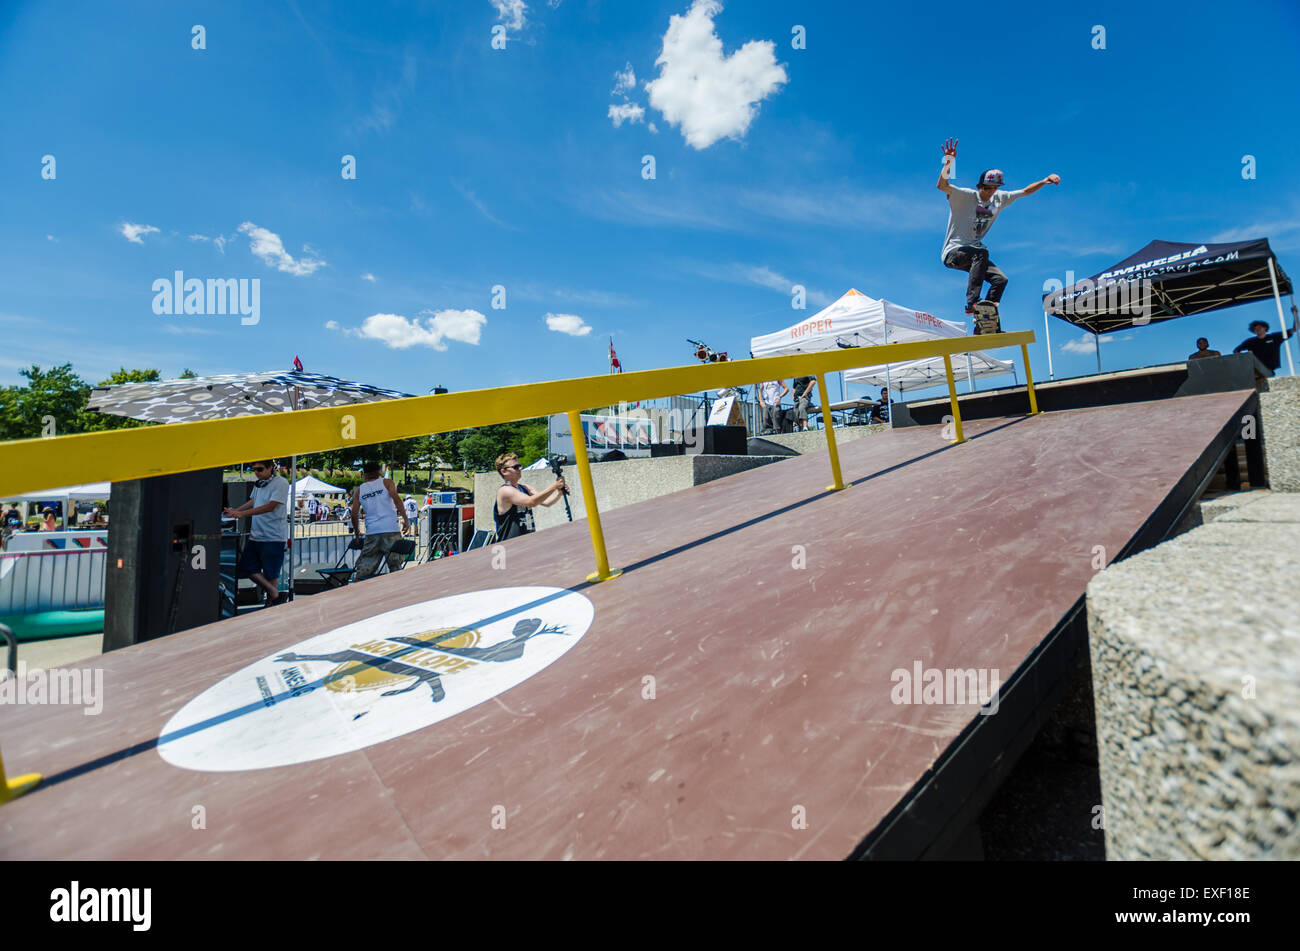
left=179, top=368, right=198, bottom=379
left=0, top=364, right=91, bottom=440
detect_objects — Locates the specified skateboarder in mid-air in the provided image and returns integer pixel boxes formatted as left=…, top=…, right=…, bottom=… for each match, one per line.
left=936, top=137, right=1060, bottom=333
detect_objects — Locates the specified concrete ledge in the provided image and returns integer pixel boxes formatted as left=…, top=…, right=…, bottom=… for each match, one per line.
left=757, top=424, right=887, bottom=455
left=1261, top=376, right=1300, bottom=491
left=473, top=454, right=791, bottom=533
left=1087, top=492, right=1300, bottom=859
left=1198, top=491, right=1268, bottom=524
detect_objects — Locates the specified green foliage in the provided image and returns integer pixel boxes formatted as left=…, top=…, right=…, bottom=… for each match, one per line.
left=179, top=368, right=198, bottom=379
left=0, top=364, right=91, bottom=440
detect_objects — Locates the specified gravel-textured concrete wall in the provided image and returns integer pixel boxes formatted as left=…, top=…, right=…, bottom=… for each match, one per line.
left=1087, top=492, right=1300, bottom=859
left=473, top=454, right=792, bottom=533
left=1261, top=376, right=1300, bottom=491
left=755, top=424, right=886, bottom=455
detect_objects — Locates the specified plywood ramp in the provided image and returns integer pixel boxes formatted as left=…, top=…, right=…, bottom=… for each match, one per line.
left=0, top=391, right=1252, bottom=859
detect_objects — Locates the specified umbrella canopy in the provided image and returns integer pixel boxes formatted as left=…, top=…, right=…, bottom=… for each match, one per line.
left=86, top=369, right=413, bottom=423
left=845, top=351, right=1015, bottom=393
left=1043, top=238, right=1292, bottom=335
left=750, top=289, right=966, bottom=358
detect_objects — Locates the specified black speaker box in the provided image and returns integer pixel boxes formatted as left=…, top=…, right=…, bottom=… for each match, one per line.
left=683, top=424, right=748, bottom=456
left=104, top=469, right=223, bottom=651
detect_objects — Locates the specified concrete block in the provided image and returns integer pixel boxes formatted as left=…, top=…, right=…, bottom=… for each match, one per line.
left=1261, top=376, right=1300, bottom=492
left=1087, top=516, right=1300, bottom=859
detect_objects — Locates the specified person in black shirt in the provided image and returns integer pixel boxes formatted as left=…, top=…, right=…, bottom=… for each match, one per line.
left=870, top=388, right=891, bottom=423
left=791, top=376, right=816, bottom=431
left=1233, top=305, right=1298, bottom=376
left=493, top=452, right=566, bottom=541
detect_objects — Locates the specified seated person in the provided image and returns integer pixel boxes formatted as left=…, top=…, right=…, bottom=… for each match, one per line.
left=1187, top=337, right=1220, bottom=360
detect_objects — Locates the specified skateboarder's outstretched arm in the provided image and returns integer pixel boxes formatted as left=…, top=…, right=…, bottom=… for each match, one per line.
left=936, top=137, right=958, bottom=194
left=1017, top=174, right=1062, bottom=196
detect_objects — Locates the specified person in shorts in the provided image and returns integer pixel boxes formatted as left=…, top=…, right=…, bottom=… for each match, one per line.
left=351, top=461, right=411, bottom=579
left=223, top=459, right=290, bottom=606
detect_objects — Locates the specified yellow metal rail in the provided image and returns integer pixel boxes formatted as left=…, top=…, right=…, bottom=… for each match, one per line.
left=0, top=331, right=1037, bottom=580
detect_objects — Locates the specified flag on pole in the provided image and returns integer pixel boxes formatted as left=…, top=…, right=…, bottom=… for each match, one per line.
left=608, top=337, right=622, bottom=373
left=293, top=355, right=304, bottom=371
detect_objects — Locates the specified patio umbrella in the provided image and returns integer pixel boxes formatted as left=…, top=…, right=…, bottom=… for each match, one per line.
left=87, top=367, right=413, bottom=599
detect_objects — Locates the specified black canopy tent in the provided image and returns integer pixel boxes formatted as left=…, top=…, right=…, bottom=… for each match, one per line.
left=1040, top=237, right=1295, bottom=376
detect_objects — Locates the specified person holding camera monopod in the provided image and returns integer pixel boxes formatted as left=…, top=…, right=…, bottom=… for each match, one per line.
left=494, top=452, right=568, bottom=541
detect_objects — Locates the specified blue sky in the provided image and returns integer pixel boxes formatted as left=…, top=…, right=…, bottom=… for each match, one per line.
left=2, top=0, right=1298, bottom=403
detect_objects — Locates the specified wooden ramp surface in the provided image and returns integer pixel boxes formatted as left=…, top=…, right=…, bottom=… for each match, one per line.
left=0, top=391, right=1251, bottom=859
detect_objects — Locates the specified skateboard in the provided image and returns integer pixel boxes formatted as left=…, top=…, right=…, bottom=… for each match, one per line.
left=971, top=299, right=1001, bottom=335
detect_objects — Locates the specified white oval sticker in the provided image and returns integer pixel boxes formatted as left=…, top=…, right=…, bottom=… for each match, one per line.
left=158, top=586, right=594, bottom=772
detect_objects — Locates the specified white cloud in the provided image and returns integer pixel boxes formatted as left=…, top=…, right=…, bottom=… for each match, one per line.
left=337, top=310, right=488, bottom=350
left=613, top=63, right=636, bottom=93
left=490, top=0, right=527, bottom=31
left=608, top=103, right=646, bottom=127
left=237, top=222, right=325, bottom=276
left=45, top=234, right=57, bottom=242
left=325, top=320, right=340, bottom=330
left=189, top=233, right=229, bottom=253
left=645, top=0, right=788, bottom=150
left=1060, top=332, right=1132, bottom=355
left=361, top=272, right=377, bottom=282
left=120, top=222, right=160, bottom=244
left=545, top=312, right=593, bottom=336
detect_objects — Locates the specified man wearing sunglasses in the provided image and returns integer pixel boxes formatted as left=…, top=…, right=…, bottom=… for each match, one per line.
left=937, top=137, right=1060, bottom=322
left=494, top=452, right=566, bottom=541
left=223, top=459, right=290, bottom=606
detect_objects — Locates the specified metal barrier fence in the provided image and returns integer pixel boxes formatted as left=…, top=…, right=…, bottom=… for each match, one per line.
left=0, top=548, right=107, bottom=614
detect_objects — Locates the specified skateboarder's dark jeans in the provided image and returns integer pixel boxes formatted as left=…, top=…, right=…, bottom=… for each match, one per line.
left=944, top=245, right=1007, bottom=308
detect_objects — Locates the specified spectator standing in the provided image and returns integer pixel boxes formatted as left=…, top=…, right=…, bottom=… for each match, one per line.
left=403, top=495, right=419, bottom=534
left=759, top=379, right=789, bottom=435
left=494, top=452, right=565, bottom=541
left=1188, top=338, right=1220, bottom=361
left=223, top=460, right=290, bottom=606
left=871, top=388, right=892, bottom=424
left=1233, top=306, right=1298, bottom=378
left=40, top=507, right=57, bottom=532
left=351, top=461, right=411, bottom=579
left=791, top=376, right=817, bottom=432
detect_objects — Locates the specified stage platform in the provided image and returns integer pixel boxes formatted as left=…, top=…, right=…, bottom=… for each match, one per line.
left=0, top=389, right=1257, bottom=859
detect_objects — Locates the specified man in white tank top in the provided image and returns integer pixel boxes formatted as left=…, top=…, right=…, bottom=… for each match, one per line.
left=350, top=461, right=411, bottom=579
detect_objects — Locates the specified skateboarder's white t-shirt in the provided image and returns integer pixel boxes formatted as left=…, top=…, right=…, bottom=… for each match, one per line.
left=941, top=186, right=1025, bottom=263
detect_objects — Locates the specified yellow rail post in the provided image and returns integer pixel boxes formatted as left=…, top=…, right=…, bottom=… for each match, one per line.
left=816, top=373, right=846, bottom=491
left=566, top=410, right=621, bottom=583
left=0, top=748, right=41, bottom=805
left=942, top=355, right=966, bottom=443
left=1021, top=343, right=1040, bottom=415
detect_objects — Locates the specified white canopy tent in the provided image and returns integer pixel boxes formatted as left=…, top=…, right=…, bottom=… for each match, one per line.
left=750, top=288, right=979, bottom=397
left=293, top=475, right=346, bottom=495
left=12, top=482, right=113, bottom=502
left=846, top=351, right=1016, bottom=392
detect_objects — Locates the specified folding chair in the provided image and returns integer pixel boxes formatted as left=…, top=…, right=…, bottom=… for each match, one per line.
left=376, top=537, right=417, bottom=575
left=317, top=536, right=363, bottom=589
